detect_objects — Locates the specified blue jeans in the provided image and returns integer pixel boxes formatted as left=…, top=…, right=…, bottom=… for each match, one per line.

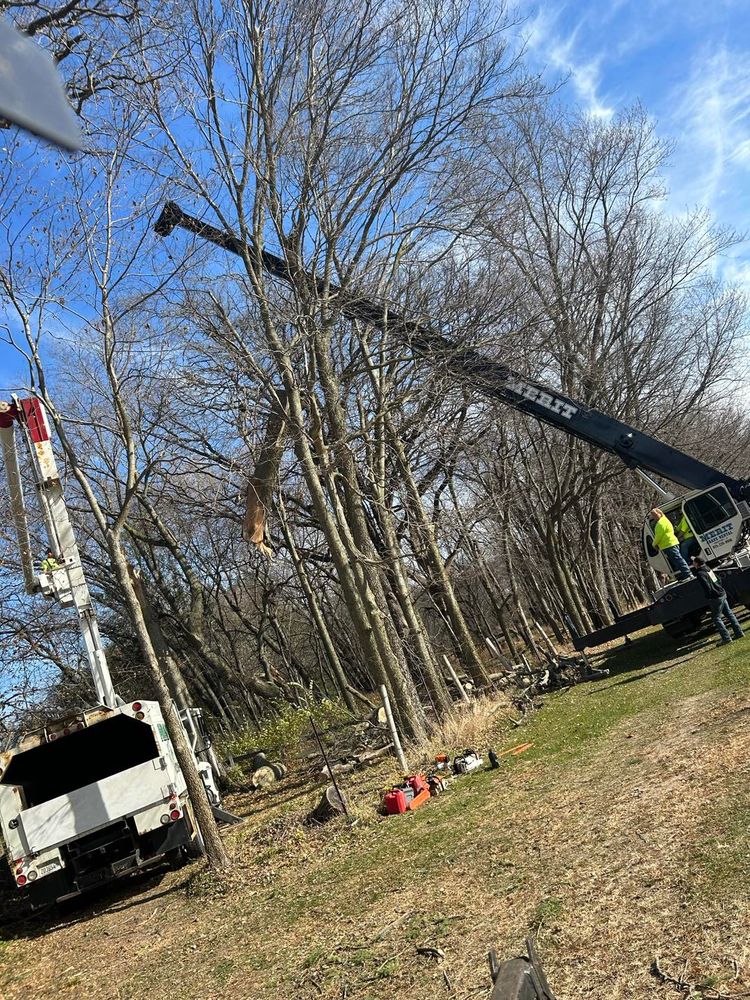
left=680, top=539, right=696, bottom=563
left=709, top=596, right=743, bottom=642
left=663, top=545, right=692, bottom=580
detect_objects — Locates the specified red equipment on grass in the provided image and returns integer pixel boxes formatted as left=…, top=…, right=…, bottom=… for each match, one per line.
left=383, top=774, right=430, bottom=814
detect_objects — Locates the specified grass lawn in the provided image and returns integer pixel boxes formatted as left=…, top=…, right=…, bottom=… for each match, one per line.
left=2, top=625, right=750, bottom=999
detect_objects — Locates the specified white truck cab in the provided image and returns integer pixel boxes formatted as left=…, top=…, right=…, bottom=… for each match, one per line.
left=642, top=483, right=750, bottom=583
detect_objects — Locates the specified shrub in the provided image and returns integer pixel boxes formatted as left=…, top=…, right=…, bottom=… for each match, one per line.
left=219, top=698, right=353, bottom=762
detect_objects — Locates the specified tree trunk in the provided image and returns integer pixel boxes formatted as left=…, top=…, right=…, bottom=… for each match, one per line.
left=111, top=544, right=230, bottom=868
left=385, top=416, right=489, bottom=687
left=285, top=382, right=427, bottom=740
left=276, top=494, right=358, bottom=712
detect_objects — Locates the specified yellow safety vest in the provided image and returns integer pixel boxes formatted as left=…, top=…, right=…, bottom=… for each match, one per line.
left=676, top=514, right=694, bottom=541
left=653, top=515, right=679, bottom=551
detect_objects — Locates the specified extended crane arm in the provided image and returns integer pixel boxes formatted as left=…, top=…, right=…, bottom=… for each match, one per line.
left=154, top=202, right=748, bottom=499
left=0, top=397, right=118, bottom=710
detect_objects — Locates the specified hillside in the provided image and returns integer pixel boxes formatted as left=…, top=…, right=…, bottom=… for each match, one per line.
left=2, top=627, right=750, bottom=1000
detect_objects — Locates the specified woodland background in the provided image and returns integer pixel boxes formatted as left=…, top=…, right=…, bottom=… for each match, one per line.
left=0, top=0, right=748, bottom=745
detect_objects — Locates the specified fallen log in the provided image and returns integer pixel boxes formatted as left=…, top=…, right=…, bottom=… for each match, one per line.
left=319, top=743, right=394, bottom=778
left=249, top=765, right=276, bottom=789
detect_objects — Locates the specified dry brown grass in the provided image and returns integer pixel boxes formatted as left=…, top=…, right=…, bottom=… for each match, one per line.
left=3, top=631, right=750, bottom=1000
left=412, top=692, right=513, bottom=763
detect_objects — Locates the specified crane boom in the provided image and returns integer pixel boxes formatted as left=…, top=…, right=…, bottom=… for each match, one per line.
left=0, top=397, right=118, bottom=709
left=153, top=202, right=748, bottom=499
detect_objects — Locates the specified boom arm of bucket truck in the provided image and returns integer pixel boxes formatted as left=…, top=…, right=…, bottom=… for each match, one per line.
left=0, top=396, right=119, bottom=710
left=153, top=201, right=749, bottom=503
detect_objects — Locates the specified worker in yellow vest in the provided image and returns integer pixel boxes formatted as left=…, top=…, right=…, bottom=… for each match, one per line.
left=676, top=512, right=696, bottom=563
left=40, top=550, right=61, bottom=573
left=649, top=508, right=692, bottom=581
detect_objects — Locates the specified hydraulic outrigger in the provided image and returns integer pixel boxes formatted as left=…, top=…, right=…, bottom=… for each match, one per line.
left=153, top=201, right=750, bottom=649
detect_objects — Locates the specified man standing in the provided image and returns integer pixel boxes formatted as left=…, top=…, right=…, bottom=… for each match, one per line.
left=676, top=511, right=696, bottom=564
left=692, top=556, right=744, bottom=646
left=649, top=508, right=692, bottom=581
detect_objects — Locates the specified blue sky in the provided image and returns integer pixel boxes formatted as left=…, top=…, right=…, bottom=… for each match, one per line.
left=517, top=0, right=750, bottom=291
left=2, top=1, right=749, bottom=390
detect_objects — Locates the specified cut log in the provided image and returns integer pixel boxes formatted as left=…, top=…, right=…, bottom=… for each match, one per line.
left=319, top=743, right=394, bottom=777
left=250, top=765, right=276, bottom=789
left=371, top=706, right=388, bottom=727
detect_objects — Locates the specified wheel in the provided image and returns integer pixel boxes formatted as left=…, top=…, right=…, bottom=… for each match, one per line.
left=167, top=846, right=190, bottom=870
left=661, top=610, right=704, bottom=639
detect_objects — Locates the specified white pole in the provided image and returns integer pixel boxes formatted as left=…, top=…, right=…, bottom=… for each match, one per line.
left=379, top=684, right=409, bottom=774
left=442, top=655, right=470, bottom=704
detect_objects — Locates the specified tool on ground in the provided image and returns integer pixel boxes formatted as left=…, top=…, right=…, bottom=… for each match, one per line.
left=489, top=936, right=557, bottom=999
left=496, top=743, right=534, bottom=760
left=452, top=749, right=484, bottom=775
left=427, top=774, right=449, bottom=796
left=383, top=773, right=431, bottom=814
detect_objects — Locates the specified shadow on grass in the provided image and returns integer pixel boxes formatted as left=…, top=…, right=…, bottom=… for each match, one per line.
left=0, top=861, right=185, bottom=942
left=588, top=604, right=750, bottom=681
left=591, top=628, right=723, bottom=682
left=228, top=774, right=322, bottom=820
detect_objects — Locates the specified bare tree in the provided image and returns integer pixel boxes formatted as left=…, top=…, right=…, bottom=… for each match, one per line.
left=0, top=129, right=230, bottom=868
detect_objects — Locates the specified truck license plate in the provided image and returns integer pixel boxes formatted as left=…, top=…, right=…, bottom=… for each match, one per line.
left=38, top=862, right=60, bottom=876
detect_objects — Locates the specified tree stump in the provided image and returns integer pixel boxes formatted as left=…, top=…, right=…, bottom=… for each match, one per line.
left=309, top=784, right=348, bottom=823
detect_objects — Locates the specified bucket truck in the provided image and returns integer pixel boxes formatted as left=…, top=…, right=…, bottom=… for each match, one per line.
left=0, top=396, right=220, bottom=908
left=153, top=201, right=750, bottom=651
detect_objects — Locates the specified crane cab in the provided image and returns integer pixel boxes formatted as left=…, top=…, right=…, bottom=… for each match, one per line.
left=642, top=483, right=748, bottom=580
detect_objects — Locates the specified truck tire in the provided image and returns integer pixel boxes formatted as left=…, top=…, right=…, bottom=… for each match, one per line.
left=661, top=610, right=704, bottom=639
left=167, top=846, right=190, bottom=870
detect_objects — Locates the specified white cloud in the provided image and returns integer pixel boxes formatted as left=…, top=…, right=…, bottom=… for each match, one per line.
left=668, top=46, right=750, bottom=212
left=515, top=2, right=750, bottom=291
left=522, top=4, right=615, bottom=120
left=718, top=255, right=750, bottom=299
left=732, top=137, right=750, bottom=166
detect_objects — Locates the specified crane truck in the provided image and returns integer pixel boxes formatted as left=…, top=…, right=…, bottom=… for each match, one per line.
left=153, top=201, right=750, bottom=651
left=0, top=396, right=221, bottom=909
